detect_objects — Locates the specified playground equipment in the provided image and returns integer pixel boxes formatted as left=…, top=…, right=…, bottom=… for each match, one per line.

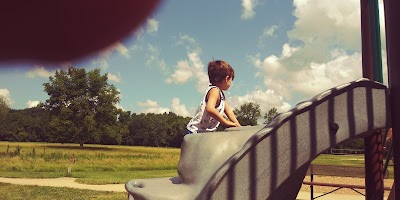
left=126, top=0, right=400, bottom=199
left=126, top=78, right=389, bottom=200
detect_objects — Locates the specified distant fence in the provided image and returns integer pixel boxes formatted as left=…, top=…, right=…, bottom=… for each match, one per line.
left=303, top=164, right=391, bottom=199
left=329, top=148, right=364, bottom=155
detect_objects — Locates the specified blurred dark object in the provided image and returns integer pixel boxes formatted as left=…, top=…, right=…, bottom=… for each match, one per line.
left=0, top=0, right=161, bottom=64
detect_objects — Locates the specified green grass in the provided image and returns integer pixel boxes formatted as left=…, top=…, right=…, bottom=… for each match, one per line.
left=0, top=141, right=395, bottom=199
left=0, top=141, right=180, bottom=184
left=311, top=154, right=394, bottom=176
left=0, top=182, right=126, bottom=200
left=312, top=154, right=366, bottom=166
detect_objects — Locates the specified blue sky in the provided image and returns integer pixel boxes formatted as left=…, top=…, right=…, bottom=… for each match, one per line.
left=0, top=0, right=388, bottom=118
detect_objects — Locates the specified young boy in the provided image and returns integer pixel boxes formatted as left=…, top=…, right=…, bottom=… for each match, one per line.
left=186, top=60, right=241, bottom=134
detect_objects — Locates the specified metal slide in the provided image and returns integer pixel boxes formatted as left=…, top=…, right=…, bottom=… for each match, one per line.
left=126, top=78, right=390, bottom=200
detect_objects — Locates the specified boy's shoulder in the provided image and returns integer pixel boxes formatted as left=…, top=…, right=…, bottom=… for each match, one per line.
left=207, top=86, right=225, bottom=99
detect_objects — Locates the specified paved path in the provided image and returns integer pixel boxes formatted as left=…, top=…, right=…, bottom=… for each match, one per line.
left=0, top=177, right=125, bottom=192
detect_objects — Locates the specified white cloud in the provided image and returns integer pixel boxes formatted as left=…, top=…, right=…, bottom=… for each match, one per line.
left=146, top=18, right=159, bottom=34
left=288, top=0, right=361, bottom=64
left=90, top=42, right=130, bottom=70
left=165, top=60, right=193, bottom=84
left=282, top=43, right=300, bottom=58
left=138, top=99, right=159, bottom=108
left=133, top=18, right=158, bottom=39
left=258, top=25, right=279, bottom=47
left=26, top=100, right=40, bottom=108
left=284, top=0, right=364, bottom=98
left=0, top=88, right=14, bottom=105
left=91, top=58, right=110, bottom=70
left=230, top=89, right=292, bottom=115
left=247, top=0, right=368, bottom=107
left=107, top=73, right=121, bottom=83
left=171, top=97, right=190, bottom=117
left=115, top=43, right=130, bottom=59
left=175, top=33, right=202, bottom=54
left=142, top=107, right=170, bottom=114
left=254, top=54, right=284, bottom=76
left=145, top=44, right=167, bottom=72
left=292, top=52, right=362, bottom=97
left=26, top=66, right=55, bottom=78
left=97, top=42, right=130, bottom=59
left=137, top=98, right=190, bottom=117
left=137, top=99, right=170, bottom=114
left=251, top=42, right=362, bottom=102
left=166, top=34, right=205, bottom=87
left=241, top=0, right=258, bottom=20
left=260, top=25, right=278, bottom=39
left=166, top=52, right=209, bottom=93
left=189, top=53, right=209, bottom=92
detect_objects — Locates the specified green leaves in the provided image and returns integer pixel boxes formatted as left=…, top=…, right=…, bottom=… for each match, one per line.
left=233, top=102, right=261, bottom=126
left=0, top=96, right=9, bottom=121
left=264, top=107, right=280, bottom=124
left=43, top=67, right=120, bottom=147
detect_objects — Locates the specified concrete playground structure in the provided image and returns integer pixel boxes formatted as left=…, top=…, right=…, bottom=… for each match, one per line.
left=126, top=79, right=389, bottom=200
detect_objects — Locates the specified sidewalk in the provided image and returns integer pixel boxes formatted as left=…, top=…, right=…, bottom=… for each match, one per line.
left=0, top=177, right=125, bottom=192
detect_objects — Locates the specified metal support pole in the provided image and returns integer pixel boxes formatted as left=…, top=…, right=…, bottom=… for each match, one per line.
left=311, top=165, right=314, bottom=200
left=383, top=0, right=400, bottom=198
left=360, top=0, right=384, bottom=199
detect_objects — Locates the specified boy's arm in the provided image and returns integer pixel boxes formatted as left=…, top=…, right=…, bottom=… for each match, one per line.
left=205, top=88, right=237, bottom=127
left=224, top=101, right=241, bottom=127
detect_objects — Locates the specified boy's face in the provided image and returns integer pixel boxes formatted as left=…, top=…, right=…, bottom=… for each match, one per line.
left=220, top=75, right=233, bottom=90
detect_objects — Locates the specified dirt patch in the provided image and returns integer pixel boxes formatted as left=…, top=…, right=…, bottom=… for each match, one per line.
left=302, top=164, right=394, bottom=196
left=300, top=175, right=394, bottom=196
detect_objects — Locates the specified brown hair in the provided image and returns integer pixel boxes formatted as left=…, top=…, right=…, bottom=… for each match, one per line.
left=208, top=60, right=235, bottom=84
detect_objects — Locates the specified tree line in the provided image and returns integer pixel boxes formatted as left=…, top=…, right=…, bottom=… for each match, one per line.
left=0, top=67, right=274, bottom=148
left=0, top=66, right=363, bottom=149
left=0, top=102, right=270, bottom=148
left=0, top=107, right=191, bottom=148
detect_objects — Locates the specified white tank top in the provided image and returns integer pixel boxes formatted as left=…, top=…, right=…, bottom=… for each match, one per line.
left=186, top=85, right=225, bottom=133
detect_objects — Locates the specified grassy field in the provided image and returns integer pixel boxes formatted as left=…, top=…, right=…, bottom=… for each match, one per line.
left=0, top=142, right=180, bottom=184
left=0, top=141, right=394, bottom=199
left=313, top=153, right=394, bottom=173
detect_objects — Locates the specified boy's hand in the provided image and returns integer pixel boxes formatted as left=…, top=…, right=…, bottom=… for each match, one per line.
left=225, top=121, right=240, bottom=127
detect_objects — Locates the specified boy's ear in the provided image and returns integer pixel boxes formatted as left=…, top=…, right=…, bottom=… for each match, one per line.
left=225, top=75, right=230, bottom=82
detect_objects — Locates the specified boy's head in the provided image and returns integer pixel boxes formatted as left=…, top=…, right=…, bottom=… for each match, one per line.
left=208, top=60, right=235, bottom=85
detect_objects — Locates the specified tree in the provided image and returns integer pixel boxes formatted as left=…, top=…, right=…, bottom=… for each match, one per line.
left=43, top=67, right=120, bottom=147
left=233, top=102, right=261, bottom=126
left=0, top=95, right=9, bottom=121
left=124, top=112, right=189, bottom=147
left=0, top=107, right=50, bottom=142
left=264, top=107, right=280, bottom=124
